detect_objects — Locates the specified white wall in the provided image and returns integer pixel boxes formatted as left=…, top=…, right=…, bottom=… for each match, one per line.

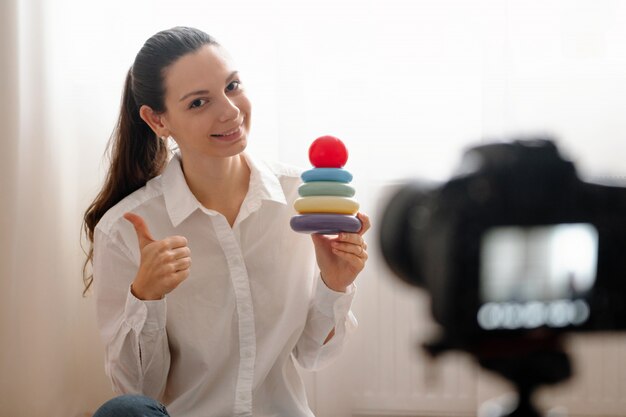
left=3, top=0, right=626, bottom=416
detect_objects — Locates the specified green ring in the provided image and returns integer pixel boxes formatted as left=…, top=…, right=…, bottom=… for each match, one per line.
left=298, top=181, right=356, bottom=197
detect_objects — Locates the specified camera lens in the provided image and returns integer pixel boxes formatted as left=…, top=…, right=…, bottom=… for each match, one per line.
left=379, top=182, right=433, bottom=287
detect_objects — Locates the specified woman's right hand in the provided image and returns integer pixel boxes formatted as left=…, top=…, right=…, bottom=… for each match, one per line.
left=123, top=212, right=191, bottom=300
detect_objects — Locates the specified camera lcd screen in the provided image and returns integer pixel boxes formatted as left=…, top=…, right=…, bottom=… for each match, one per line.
left=478, top=224, right=598, bottom=330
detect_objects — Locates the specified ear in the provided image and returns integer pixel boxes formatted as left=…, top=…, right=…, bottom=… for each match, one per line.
left=139, top=105, right=170, bottom=138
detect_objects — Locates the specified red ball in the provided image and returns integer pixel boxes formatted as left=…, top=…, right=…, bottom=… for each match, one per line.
left=308, top=135, right=349, bottom=168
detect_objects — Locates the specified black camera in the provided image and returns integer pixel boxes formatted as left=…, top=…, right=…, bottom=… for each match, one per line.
left=379, top=139, right=626, bottom=416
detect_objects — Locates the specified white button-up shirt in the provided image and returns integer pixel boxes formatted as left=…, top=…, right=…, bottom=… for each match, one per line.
left=93, top=152, right=357, bottom=417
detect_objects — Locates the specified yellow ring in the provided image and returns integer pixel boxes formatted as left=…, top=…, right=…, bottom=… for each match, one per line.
left=294, top=196, right=360, bottom=215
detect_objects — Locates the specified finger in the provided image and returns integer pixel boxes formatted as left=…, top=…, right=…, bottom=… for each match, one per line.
left=332, top=241, right=365, bottom=257
left=336, top=232, right=365, bottom=246
left=161, top=269, right=190, bottom=294
left=124, top=212, right=155, bottom=249
left=311, top=233, right=333, bottom=248
left=312, top=233, right=332, bottom=241
left=171, top=269, right=190, bottom=283
left=331, top=246, right=368, bottom=263
left=166, top=235, right=189, bottom=249
left=356, top=212, right=371, bottom=235
left=173, top=257, right=191, bottom=272
left=170, top=246, right=191, bottom=260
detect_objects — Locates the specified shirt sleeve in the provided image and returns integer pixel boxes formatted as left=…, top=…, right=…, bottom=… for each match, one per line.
left=93, top=227, right=170, bottom=400
left=293, top=274, right=358, bottom=370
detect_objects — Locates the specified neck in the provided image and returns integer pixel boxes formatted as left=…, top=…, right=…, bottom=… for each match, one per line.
left=180, top=152, right=250, bottom=213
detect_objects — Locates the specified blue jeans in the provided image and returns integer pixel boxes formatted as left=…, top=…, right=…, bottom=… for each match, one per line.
left=93, top=394, right=170, bottom=417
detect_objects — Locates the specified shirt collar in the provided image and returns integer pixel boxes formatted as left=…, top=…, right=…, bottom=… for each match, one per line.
left=242, top=152, right=288, bottom=207
left=161, top=153, right=202, bottom=227
left=162, top=152, right=287, bottom=228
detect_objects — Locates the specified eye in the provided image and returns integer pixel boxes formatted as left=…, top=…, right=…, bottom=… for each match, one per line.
left=226, top=80, right=242, bottom=92
left=189, top=98, right=207, bottom=109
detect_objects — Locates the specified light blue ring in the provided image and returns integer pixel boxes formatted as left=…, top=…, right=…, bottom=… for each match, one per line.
left=301, top=168, right=353, bottom=183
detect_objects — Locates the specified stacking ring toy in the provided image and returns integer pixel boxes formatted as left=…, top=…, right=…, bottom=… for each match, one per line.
left=290, top=214, right=362, bottom=234
left=291, top=135, right=362, bottom=235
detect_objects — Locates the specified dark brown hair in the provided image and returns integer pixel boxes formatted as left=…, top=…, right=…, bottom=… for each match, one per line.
left=82, top=27, right=218, bottom=294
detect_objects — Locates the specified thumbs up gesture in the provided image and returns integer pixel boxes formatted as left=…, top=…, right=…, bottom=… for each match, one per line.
left=124, top=212, right=192, bottom=300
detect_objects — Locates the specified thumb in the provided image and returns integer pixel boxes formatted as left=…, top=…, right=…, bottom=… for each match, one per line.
left=311, top=233, right=332, bottom=250
left=123, top=212, right=155, bottom=249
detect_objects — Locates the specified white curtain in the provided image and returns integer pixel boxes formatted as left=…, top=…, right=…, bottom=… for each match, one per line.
left=3, top=1, right=626, bottom=416
left=0, top=0, right=108, bottom=416
left=0, top=0, right=114, bottom=415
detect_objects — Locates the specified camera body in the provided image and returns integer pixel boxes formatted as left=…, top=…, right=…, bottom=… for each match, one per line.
left=380, top=139, right=626, bottom=349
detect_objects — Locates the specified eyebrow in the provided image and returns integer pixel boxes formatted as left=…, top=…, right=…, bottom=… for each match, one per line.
left=178, top=71, right=240, bottom=102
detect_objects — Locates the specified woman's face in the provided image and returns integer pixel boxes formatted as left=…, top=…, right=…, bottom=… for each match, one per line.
left=160, top=44, right=251, bottom=159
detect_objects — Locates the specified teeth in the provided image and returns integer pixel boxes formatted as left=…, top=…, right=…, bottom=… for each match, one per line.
left=214, top=126, right=239, bottom=136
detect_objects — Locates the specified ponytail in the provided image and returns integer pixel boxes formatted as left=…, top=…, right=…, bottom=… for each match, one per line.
left=81, top=68, right=168, bottom=294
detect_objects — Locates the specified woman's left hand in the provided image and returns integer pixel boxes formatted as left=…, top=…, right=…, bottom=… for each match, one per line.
left=311, top=212, right=371, bottom=292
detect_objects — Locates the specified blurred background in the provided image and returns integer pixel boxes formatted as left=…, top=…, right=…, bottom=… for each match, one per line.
left=2, top=0, right=626, bottom=416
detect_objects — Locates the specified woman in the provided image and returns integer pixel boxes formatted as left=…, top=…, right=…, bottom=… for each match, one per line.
left=83, top=26, right=370, bottom=417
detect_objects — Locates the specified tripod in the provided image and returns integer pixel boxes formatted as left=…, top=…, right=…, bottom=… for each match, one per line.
left=426, top=332, right=571, bottom=417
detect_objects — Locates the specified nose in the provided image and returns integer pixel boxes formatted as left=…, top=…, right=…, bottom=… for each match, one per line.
left=219, top=96, right=240, bottom=123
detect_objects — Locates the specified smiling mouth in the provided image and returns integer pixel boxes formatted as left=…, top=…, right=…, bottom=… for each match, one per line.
left=211, top=121, right=243, bottom=137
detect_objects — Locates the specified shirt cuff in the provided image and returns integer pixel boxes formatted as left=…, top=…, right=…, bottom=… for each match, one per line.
left=314, top=275, right=356, bottom=320
left=124, top=285, right=167, bottom=332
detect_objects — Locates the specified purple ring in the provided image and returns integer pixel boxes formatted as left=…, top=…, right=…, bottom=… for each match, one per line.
left=290, top=214, right=362, bottom=235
